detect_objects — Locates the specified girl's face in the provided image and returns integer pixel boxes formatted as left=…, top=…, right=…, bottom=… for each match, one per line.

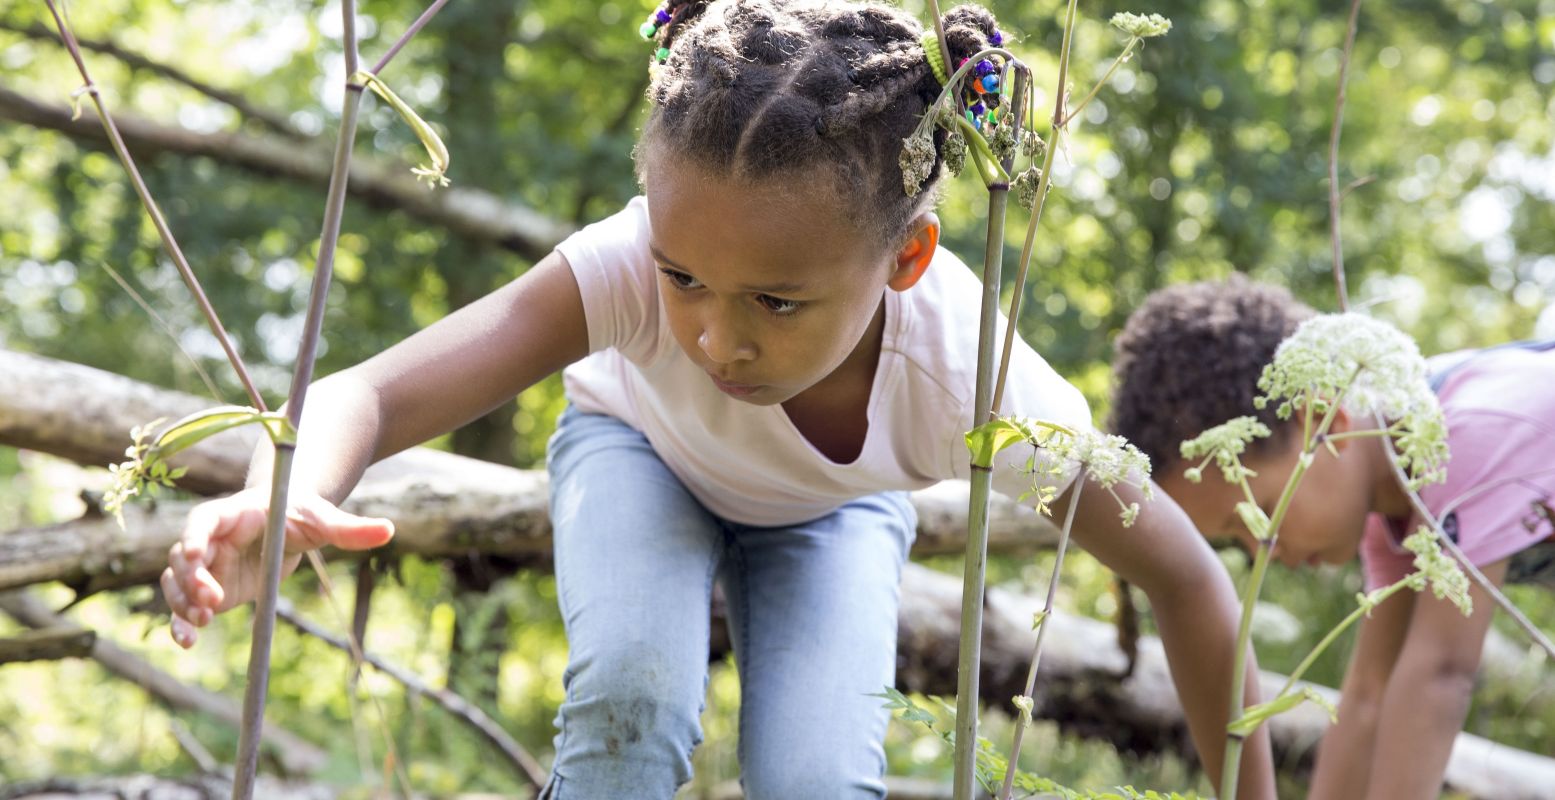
left=1159, top=427, right=1377, bottom=568
left=644, top=161, right=928, bottom=406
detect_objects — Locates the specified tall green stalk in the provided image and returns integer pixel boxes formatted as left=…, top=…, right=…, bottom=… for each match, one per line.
left=231, top=3, right=365, bottom=796
left=952, top=181, right=1012, bottom=800
left=1219, top=394, right=1346, bottom=799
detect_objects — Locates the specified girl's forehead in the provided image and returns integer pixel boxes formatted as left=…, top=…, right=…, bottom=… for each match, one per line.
left=645, top=167, right=887, bottom=275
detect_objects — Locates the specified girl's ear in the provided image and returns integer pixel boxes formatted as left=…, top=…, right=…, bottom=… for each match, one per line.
left=1325, top=403, right=1354, bottom=450
left=888, top=213, right=939, bottom=291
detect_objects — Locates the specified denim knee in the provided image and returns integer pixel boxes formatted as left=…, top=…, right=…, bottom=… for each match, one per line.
left=740, top=750, right=887, bottom=800
left=548, top=639, right=707, bottom=797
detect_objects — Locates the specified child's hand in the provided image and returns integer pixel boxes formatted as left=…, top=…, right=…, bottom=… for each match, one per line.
left=161, top=487, right=394, bottom=649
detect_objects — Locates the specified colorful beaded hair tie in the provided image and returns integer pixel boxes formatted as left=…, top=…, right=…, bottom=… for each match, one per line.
left=922, top=24, right=1008, bottom=133
left=640, top=1, right=693, bottom=65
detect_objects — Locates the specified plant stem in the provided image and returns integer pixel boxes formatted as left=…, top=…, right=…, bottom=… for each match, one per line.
left=41, top=0, right=267, bottom=412
left=231, top=2, right=366, bottom=797
left=1219, top=535, right=1272, bottom=800
left=1060, top=38, right=1137, bottom=127
left=990, top=0, right=1079, bottom=413
left=999, top=478, right=1083, bottom=800
left=952, top=177, right=1012, bottom=800
left=1328, top=0, right=1365, bottom=312
left=1220, top=389, right=1348, bottom=799
left=230, top=447, right=297, bottom=800
left=925, top=0, right=954, bottom=91
left=1278, top=578, right=1411, bottom=696
left=369, top=0, right=452, bottom=76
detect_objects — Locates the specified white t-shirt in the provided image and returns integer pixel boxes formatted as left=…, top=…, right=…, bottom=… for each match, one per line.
left=557, top=196, right=1093, bottom=527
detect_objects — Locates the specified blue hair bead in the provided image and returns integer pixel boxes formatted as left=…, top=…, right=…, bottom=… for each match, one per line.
left=981, top=74, right=999, bottom=92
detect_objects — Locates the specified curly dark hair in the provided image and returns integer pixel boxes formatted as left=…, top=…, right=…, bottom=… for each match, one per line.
left=636, top=0, right=1004, bottom=246
left=1109, top=276, right=1316, bottom=470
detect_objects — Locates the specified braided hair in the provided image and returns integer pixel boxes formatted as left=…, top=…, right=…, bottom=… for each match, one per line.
left=638, top=1, right=1004, bottom=247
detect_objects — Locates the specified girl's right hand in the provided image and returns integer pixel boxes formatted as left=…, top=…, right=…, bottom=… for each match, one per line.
left=161, top=487, right=394, bottom=649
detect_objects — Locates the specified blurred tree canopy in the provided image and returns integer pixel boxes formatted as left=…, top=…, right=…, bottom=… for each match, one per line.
left=2, top=0, right=1551, bottom=466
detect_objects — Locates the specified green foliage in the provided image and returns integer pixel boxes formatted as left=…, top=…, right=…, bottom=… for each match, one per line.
left=877, top=688, right=1208, bottom=800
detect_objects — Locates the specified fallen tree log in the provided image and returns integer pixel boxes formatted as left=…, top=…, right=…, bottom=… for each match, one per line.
left=0, top=591, right=327, bottom=777
left=0, top=349, right=1059, bottom=594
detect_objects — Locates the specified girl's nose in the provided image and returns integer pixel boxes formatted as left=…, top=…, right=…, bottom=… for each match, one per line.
left=698, top=326, right=755, bottom=364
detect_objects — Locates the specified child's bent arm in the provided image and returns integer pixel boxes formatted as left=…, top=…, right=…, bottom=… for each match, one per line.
left=166, top=251, right=588, bottom=646
left=1061, top=479, right=1277, bottom=800
left=1306, top=588, right=1413, bottom=800
left=1359, top=558, right=1508, bottom=800
left=254, top=250, right=590, bottom=503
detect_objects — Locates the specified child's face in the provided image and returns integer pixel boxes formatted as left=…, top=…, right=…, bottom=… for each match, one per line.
left=644, top=163, right=915, bottom=406
left=1158, top=431, right=1376, bottom=568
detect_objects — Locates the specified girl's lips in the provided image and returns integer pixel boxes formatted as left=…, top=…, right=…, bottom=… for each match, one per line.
left=710, top=375, right=760, bottom=397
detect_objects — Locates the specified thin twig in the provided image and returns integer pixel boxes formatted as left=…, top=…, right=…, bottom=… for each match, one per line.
left=40, top=0, right=268, bottom=412
left=275, top=598, right=549, bottom=789
left=369, top=0, right=453, bottom=77
left=999, top=478, right=1082, bottom=799
left=1327, top=0, right=1365, bottom=312
left=96, top=260, right=227, bottom=402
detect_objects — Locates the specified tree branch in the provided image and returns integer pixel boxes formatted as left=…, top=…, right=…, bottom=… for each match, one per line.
left=0, top=590, right=328, bottom=776
left=0, top=626, right=95, bottom=664
left=0, top=87, right=573, bottom=262
left=0, top=19, right=307, bottom=139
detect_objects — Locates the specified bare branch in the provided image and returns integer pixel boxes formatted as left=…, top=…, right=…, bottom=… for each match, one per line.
left=0, top=626, right=95, bottom=663
left=275, top=598, right=549, bottom=789
left=0, top=19, right=306, bottom=139
left=0, top=87, right=574, bottom=262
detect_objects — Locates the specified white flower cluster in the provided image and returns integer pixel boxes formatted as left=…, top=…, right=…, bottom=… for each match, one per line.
left=1256, top=313, right=1448, bottom=489
left=1021, top=422, right=1154, bottom=526
left=1178, top=415, right=1272, bottom=484
left=1110, top=12, right=1172, bottom=39
left=1402, top=528, right=1473, bottom=616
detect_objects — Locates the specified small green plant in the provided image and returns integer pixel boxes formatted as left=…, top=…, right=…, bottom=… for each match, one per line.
left=876, top=688, right=1205, bottom=800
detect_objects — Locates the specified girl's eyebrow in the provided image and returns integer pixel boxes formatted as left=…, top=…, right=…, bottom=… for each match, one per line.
left=649, top=244, right=808, bottom=295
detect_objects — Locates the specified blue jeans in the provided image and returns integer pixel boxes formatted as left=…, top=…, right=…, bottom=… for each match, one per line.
left=539, top=408, right=917, bottom=799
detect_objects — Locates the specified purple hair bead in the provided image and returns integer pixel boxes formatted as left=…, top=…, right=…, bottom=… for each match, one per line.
left=990, top=31, right=1004, bottom=46
left=975, top=59, right=995, bottom=76
left=970, top=101, right=986, bottom=117
left=655, top=8, right=673, bottom=23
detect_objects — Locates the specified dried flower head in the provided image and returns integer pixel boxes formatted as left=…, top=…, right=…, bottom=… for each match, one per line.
left=944, top=129, right=967, bottom=177
left=1013, top=165, right=1043, bottom=210
left=1020, top=129, right=1046, bottom=159
left=900, top=130, right=936, bottom=197
left=990, top=122, right=1017, bottom=164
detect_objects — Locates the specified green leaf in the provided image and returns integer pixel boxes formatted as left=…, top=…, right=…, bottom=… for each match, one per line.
left=152, top=405, right=270, bottom=457
left=965, top=418, right=1029, bottom=468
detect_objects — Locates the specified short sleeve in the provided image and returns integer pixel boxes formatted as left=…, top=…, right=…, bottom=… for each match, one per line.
left=974, top=334, right=1095, bottom=506
left=553, top=197, right=664, bottom=365
left=1360, top=514, right=1415, bottom=591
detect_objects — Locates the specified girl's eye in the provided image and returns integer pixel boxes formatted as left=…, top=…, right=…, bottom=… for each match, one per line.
left=757, top=294, right=802, bottom=316
left=658, top=268, right=702, bottom=291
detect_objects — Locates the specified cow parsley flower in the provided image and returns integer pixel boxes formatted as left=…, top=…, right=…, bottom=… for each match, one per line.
left=1110, top=12, right=1172, bottom=39
left=1403, top=528, right=1473, bottom=616
left=1256, top=313, right=1448, bottom=488
left=1179, top=416, right=1272, bottom=484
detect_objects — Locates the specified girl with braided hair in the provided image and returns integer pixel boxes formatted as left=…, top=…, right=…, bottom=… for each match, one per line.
left=162, top=2, right=1273, bottom=796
